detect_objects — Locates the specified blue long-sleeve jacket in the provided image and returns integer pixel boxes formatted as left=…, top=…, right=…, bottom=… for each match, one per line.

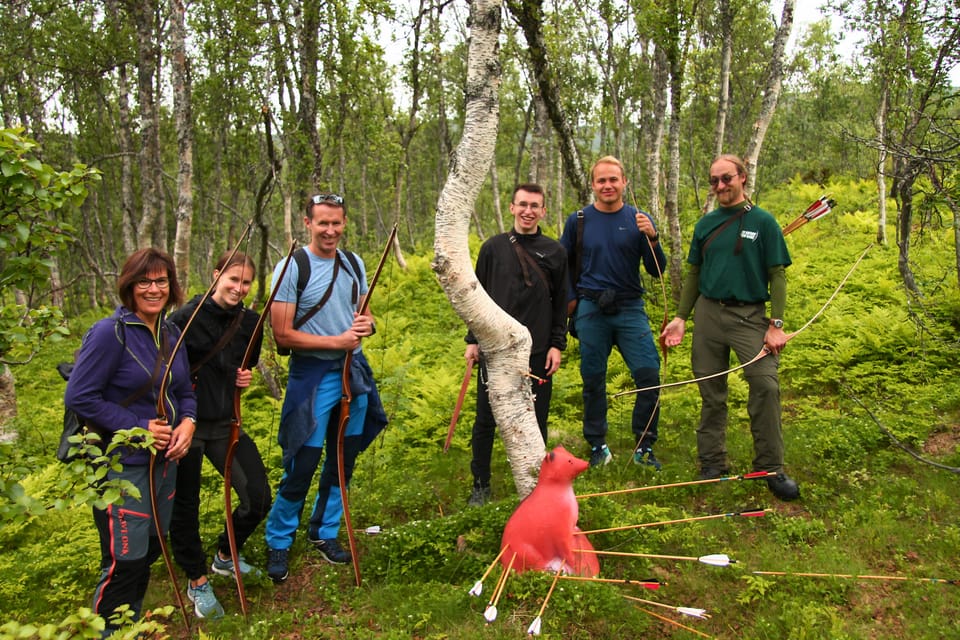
left=64, top=306, right=197, bottom=465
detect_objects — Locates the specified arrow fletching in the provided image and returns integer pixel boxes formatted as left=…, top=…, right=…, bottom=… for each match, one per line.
left=677, top=607, right=711, bottom=619
left=527, top=616, right=542, bottom=636
left=483, top=605, right=498, bottom=622
left=698, top=553, right=734, bottom=567
left=469, top=581, right=483, bottom=597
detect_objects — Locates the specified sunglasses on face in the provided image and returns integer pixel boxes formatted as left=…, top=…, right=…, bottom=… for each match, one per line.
left=311, top=193, right=344, bottom=205
left=709, top=173, right=739, bottom=188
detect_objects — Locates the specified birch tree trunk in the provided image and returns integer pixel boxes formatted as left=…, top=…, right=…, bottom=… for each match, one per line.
left=169, top=0, right=193, bottom=286
left=642, top=44, right=668, bottom=223
left=875, top=84, right=888, bottom=245
left=704, top=0, right=733, bottom=214
left=743, top=0, right=794, bottom=197
left=433, top=0, right=543, bottom=499
left=123, top=0, right=164, bottom=249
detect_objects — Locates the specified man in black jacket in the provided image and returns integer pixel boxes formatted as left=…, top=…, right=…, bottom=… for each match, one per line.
left=464, top=183, right=568, bottom=506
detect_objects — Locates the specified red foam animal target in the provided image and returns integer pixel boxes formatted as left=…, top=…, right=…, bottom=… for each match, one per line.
left=500, top=446, right=600, bottom=577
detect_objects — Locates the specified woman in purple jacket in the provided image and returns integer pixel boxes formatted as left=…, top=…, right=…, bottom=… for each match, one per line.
left=64, top=248, right=196, bottom=632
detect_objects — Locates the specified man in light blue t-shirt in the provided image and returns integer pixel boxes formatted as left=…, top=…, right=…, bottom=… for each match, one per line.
left=264, top=193, right=387, bottom=582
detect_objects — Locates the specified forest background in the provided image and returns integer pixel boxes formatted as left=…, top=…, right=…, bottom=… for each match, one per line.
left=1, top=0, right=959, bottom=638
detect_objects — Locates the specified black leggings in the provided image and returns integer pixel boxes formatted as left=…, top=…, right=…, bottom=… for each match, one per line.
left=169, top=431, right=272, bottom=579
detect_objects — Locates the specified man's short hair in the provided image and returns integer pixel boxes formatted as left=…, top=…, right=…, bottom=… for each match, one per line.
left=512, top=183, right=545, bottom=201
left=590, top=156, right=625, bottom=181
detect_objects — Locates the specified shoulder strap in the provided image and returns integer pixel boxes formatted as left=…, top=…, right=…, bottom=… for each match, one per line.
left=570, top=209, right=585, bottom=289
left=509, top=233, right=551, bottom=292
left=338, top=249, right=362, bottom=306
left=188, top=309, right=244, bottom=375
left=702, top=203, right=752, bottom=256
left=293, top=254, right=341, bottom=330
left=294, top=247, right=311, bottom=300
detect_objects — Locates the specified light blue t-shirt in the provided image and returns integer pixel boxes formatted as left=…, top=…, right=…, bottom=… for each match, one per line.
left=272, top=248, right=369, bottom=360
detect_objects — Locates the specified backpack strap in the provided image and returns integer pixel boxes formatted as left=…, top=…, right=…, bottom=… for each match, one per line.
left=569, top=209, right=585, bottom=290
left=338, top=249, right=362, bottom=306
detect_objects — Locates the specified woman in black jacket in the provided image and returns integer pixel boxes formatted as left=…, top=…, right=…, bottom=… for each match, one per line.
left=168, top=252, right=271, bottom=618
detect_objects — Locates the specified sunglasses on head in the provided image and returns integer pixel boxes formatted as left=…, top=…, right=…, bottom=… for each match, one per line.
left=311, top=193, right=344, bottom=205
left=709, top=173, right=739, bottom=188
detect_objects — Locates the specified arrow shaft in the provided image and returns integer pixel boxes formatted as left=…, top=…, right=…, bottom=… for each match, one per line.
left=578, top=471, right=774, bottom=498
left=579, top=509, right=770, bottom=535
left=558, top=575, right=661, bottom=589
left=753, top=570, right=959, bottom=585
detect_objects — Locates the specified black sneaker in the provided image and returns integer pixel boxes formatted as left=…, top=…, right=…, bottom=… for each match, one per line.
left=589, top=444, right=612, bottom=467
left=468, top=485, right=491, bottom=507
left=766, top=472, right=800, bottom=501
left=310, top=537, right=352, bottom=565
left=266, top=547, right=289, bottom=584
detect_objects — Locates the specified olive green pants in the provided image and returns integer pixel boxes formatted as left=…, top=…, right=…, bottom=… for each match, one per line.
left=691, top=297, right=784, bottom=473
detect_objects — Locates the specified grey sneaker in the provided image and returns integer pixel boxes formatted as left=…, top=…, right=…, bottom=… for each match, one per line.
left=589, top=444, right=612, bottom=467
left=212, top=552, right=263, bottom=579
left=468, top=485, right=492, bottom=507
left=266, top=547, right=289, bottom=584
left=186, top=581, right=224, bottom=619
left=310, top=537, right=352, bottom=565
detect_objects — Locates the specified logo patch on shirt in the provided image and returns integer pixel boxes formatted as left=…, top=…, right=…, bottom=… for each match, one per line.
left=740, top=230, right=758, bottom=242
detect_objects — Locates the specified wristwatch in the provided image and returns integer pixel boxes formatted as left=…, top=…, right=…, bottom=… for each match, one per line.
left=770, top=318, right=784, bottom=329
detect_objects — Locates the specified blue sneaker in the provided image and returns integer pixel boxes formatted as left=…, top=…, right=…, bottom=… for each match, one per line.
left=186, top=581, right=224, bottom=619
left=309, top=536, right=352, bottom=565
left=212, top=552, right=263, bottom=579
left=267, top=547, right=289, bottom=584
left=589, top=444, right=612, bottom=467
left=633, top=447, right=662, bottom=471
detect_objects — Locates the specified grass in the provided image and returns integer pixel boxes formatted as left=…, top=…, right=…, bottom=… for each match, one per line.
left=2, top=181, right=960, bottom=639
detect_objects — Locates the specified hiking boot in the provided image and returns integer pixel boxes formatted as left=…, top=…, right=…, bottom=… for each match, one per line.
left=698, top=467, right=730, bottom=481
left=589, top=444, right=612, bottom=467
left=310, top=537, right=352, bottom=565
left=186, top=581, right=224, bottom=620
left=468, top=485, right=492, bottom=507
left=212, top=552, right=263, bottom=579
left=766, top=472, right=800, bottom=501
left=633, top=447, right=662, bottom=471
left=266, top=547, right=289, bottom=584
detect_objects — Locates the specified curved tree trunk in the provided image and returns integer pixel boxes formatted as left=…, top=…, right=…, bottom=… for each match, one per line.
left=743, top=0, right=794, bottom=197
left=433, top=0, right=542, bottom=499
left=508, top=0, right=589, bottom=205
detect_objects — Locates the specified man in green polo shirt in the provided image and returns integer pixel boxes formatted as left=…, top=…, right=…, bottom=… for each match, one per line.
left=661, top=154, right=799, bottom=501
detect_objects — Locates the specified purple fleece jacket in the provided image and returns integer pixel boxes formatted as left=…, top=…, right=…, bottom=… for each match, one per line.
left=64, top=306, right=197, bottom=465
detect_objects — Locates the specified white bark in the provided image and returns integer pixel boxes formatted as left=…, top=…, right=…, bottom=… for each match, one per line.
left=432, top=0, right=543, bottom=499
left=875, top=84, right=888, bottom=245
left=170, top=0, right=193, bottom=286
left=744, top=0, right=794, bottom=197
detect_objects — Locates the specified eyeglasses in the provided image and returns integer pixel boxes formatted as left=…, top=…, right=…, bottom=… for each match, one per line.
left=512, top=201, right=543, bottom=211
left=311, top=193, right=344, bottom=205
left=709, top=173, right=739, bottom=188
left=135, top=277, right=170, bottom=290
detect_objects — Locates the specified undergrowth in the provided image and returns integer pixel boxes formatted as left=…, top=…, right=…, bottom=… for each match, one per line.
left=2, top=180, right=959, bottom=639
